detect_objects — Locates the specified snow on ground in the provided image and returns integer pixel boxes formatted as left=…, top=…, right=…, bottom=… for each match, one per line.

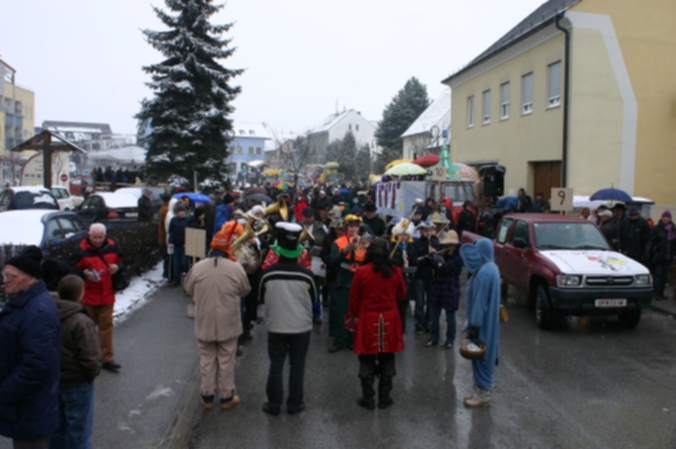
left=114, top=262, right=166, bottom=324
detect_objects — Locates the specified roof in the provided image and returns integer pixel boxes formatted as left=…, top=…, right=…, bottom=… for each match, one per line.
left=8, top=186, right=51, bottom=193
left=229, top=123, right=271, bottom=140
left=401, top=89, right=451, bottom=138
left=43, top=120, right=113, bottom=136
left=11, top=130, right=87, bottom=153
left=442, top=0, right=579, bottom=84
left=93, top=192, right=138, bottom=208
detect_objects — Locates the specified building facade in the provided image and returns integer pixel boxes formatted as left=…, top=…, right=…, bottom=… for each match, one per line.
left=401, top=89, right=451, bottom=161
left=443, top=0, right=676, bottom=214
left=226, top=123, right=270, bottom=176
left=307, top=109, right=378, bottom=164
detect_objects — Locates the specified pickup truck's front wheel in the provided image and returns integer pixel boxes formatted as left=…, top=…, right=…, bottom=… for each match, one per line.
left=618, top=310, right=641, bottom=329
left=535, top=285, right=555, bottom=330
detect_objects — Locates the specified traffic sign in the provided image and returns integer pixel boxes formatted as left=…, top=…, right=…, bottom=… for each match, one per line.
left=60, top=174, right=68, bottom=182
left=550, top=187, right=573, bottom=212
left=431, top=166, right=447, bottom=181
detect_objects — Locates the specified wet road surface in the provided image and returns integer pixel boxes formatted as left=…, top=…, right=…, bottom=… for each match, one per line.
left=184, top=287, right=676, bottom=449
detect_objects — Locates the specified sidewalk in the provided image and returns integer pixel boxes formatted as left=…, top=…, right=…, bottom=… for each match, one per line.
left=0, top=281, right=200, bottom=449
left=651, top=298, right=676, bottom=318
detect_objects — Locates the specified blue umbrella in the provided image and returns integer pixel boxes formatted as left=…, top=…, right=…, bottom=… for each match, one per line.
left=590, top=187, right=632, bottom=203
left=172, top=192, right=211, bottom=203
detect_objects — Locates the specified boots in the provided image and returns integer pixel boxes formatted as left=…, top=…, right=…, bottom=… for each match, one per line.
left=463, top=387, right=491, bottom=408
left=378, top=375, right=394, bottom=409
left=654, top=286, right=664, bottom=301
left=357, top=375, right=376, bottom=410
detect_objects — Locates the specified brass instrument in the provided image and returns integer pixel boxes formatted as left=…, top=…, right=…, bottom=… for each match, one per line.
left=230, top=220, right=272, bottom=274
left=264, top=196, right=289, bottom=221
left=298, top=227, right=315, bottom=246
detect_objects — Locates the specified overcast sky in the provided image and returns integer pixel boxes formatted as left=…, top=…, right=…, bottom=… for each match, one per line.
left=1, top=0, right=545, bottom=136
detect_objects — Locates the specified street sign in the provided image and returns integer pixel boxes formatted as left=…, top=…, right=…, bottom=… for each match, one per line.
left=550, top=187, right=573, bottom=212
left=60, top=174, right=68, bottom=182
left=431, top=166, right=447, bottom=181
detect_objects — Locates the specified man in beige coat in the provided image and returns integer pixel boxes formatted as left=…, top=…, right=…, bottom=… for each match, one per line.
left=185, top=246, right=251, bottom=411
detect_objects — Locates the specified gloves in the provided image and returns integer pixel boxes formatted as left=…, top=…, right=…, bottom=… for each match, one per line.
left=466, top=326, right=479, bottom=340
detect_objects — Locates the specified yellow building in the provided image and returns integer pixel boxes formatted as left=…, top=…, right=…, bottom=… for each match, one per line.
left=443, top=0, right=676, bottom=215
left=1, top=59, right=36, bottom=183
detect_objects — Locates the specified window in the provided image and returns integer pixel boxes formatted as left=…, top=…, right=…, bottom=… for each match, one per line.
left=547, top=61, right=562, bottom=108
left=57, top=217, right=79, bottom=237
left=500, top=82, right=510, bottom=119
left=355, top=124, right=360, bottom=131
left=522, top=73, right=533, bottom=114
left=239, top=129, right=245, bottom=135
left=248, top=146, right=254, bottom=155
left=482, top=90, right=491, bottom=124
left=46, top=219, right=63, bottom=241
left=236, top=146, right=243, bottom=154
left=256, top=147, right=262, bottom=155
left=496, top=218, right=514, bottom=244
left=467, top=96, right=475, bottom=128
left=348, top=124, right=352, bottom=131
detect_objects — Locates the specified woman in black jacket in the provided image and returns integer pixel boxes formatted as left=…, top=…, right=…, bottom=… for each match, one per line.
left=645, top=211, right=675, bottom=299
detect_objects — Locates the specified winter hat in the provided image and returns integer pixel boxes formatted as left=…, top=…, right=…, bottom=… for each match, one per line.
left=210, top=221, right=244, bottom=261
left=223, top=193, right=235, bottom=204
left=303, top=207, right=314, bottom=217
left=6, top=246, right=43, bottom=279
left=662, top=210, right=672, bottom=219
left=414, top=208, right=424, bottom=215
left=628, top=206, right=640, bottom=215
left=42, top=258, right=70, bottom=291
left=364, top=201, right=376, bottom=212
left=272, top=222, right=304, bottom=259
left=599, top=210, right=613, bottom=218
left=351, top=205, right=362, bottom=215
left=176, top=204, right=187, bottom=213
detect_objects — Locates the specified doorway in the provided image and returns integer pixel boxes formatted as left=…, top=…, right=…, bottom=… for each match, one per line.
left=532, top=161, right=561, bottom=202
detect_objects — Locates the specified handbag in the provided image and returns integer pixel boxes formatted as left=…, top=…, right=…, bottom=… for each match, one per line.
left=499, top=304, right=509, bottom=324
left=97, top=254, right=129, bottom=292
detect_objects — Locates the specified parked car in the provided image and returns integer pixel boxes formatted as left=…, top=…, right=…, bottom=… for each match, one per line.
left=51, top=185, right=75, bottom=210
left=462, top=213, right=653, bottom=329
left=75, top=192, right=139, bottom=230
left=69, top=176, right=95, bottom=196
left=114, top=186, right=167, bottom=220
left=0, top=186, right=59, bottom=211
left=0, top=209, right=88, bottom=252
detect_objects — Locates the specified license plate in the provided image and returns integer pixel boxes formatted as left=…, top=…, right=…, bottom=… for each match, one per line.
left=125, top=212, right=138, bottom=218
left=594, top=299, right=627, bottom=308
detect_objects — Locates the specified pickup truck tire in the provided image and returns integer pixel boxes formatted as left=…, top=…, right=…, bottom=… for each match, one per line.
left=535, top=285, right=555, bottom=330
left=618, top=310, right=641, bottom=329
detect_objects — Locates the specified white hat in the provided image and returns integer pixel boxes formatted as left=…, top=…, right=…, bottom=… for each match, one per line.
left=391, top=219, right=415, bottom=238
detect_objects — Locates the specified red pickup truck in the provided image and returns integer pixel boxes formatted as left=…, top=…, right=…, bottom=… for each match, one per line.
left=462, top=213, right=653, bottom=329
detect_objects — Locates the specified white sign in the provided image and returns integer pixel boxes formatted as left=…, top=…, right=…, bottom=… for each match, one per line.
left=431, top=166, right=447, bottom=181
left=550, top=187, right=574, bottom=212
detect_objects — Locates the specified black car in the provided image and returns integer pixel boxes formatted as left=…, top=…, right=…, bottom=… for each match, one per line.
left=0, top=186, right=60, bottom=211
left=75, top=192, right=140, bottom=230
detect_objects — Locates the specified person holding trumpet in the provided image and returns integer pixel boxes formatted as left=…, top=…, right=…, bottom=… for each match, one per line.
left=328, top=214, right=368, bottom=353
left=389, top=218, right=417, bottom=333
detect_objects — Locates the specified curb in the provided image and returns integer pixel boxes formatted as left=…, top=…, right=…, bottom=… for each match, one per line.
left=163, top=362, right=202, bottom=449
left=651, top=302, right=676, bottom=319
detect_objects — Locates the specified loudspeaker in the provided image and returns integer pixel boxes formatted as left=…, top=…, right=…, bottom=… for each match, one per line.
left=480, top=165, right=505, bottom=197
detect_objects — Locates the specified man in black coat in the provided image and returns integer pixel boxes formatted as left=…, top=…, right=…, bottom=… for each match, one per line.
left=362, top=202, right=386, bottom=237
left=137, top=188, right=154, bottom=222
left=531, top=192, right=549, bottom=213
left=456, top=201, right=477, bottom=237
left=618, top=206, right=650, bottom=263
left=412, top=222, right=440, bottom=334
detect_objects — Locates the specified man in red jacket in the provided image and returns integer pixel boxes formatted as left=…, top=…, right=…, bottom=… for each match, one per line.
left=69, top=223, right=125, bottom=373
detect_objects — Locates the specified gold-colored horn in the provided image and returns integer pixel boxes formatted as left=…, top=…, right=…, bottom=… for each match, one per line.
left=256, top=220, right=273, bottom=238
left=230, top=227, right=256, bottom=254
left=298, top=227, right=315, bottom=245
left=264, top=197, right=289, bottom=221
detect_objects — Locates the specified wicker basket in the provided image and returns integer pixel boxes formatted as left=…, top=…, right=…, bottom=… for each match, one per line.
left=459, top=338, right=487, bottom=360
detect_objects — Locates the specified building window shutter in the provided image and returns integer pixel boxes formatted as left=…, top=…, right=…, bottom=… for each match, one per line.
left=547, top=61, right=562, bottom=108
left=522, top=73, right=533, bottom=114
left=500, top=82, right=510, bottom=119
left=467, top=96, right=474, bottom=128
left=482, top=90, right=491, bottom=124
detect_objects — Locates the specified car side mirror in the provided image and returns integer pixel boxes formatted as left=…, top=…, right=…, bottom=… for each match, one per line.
left=512, top=237, right=529, bottom=249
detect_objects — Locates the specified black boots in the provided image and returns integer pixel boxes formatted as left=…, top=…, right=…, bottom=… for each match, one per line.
left=378, top=375, right=394, bottom=409
left=357, top=375, right=376, bottom=410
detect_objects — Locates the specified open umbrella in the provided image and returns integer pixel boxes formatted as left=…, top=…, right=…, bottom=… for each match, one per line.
left=384, top=159, right=412, bottom=172
left=590, top=187, right=632, bottom=203
left=324, top=161, right=340, bottom=170
left=413, top=154, right=440, bottom=168
left=384, top=162, right=427, bottom=177
left=246, top=193, right=273, bottom=203
left=245, top=186, right=267, bottom=196
left=172, top=192, right=211, bottom=203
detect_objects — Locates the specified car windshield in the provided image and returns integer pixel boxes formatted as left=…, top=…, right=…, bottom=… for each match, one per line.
left=14, top=192, right=58, bottom=209
left=443, top=183, right=475, bottom=206
left=533, top=222, right=610, bottom=251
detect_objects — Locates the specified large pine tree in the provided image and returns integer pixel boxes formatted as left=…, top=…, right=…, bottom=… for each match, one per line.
left=136, top=0, right=242, bottom=190
left=375, top=77, right=429, bottom=171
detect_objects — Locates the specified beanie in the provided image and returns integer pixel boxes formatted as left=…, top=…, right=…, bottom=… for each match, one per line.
left=662, top=210, right=672, bottom=219
left=6, top=245, right=43, bottom=279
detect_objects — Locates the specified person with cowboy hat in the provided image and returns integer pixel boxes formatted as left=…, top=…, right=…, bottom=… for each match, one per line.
left=389, top=218, right=418, bottom=333
left=258, top=222, right=317, bottom=415
left=328, top=214, right=367, bottom=353
left=426, top=230, right=464, bottom=349
left=412, top=221, right=441, bottom=335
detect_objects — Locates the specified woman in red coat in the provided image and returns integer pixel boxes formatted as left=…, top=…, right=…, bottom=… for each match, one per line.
left=346, top=238, right=406, bottom=410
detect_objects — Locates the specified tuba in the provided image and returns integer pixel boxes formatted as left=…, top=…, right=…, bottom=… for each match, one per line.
left=231, top=221, right=272, bottom=274
left=298, top=227, right=315, bottom=246
left=264, top=196, right=289, bottom=221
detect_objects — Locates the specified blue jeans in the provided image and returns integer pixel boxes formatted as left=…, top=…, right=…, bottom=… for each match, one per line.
left=171, top=246, right=188, bottom=284
left=312, top=277, right=322, bottom=319
left=266, top=331, right=311, bottom=413
left=414, top=279, right=433, bottom=332
left=653, top=263, right=669, bottom=290
left=428, top=304, right=457, bottom=345
left=48, top=382, right=95, bottom=449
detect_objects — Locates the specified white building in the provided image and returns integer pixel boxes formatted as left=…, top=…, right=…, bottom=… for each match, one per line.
left=307, top=109, right=378, bottom=164
left=401, top=89, right=451, bottom=160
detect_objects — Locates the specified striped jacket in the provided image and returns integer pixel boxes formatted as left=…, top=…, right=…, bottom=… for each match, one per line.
left=259, top=258, right=317, bottom=334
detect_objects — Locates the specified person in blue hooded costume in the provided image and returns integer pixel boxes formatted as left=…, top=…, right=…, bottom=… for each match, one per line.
left=459, top=238, right=500, bottom=407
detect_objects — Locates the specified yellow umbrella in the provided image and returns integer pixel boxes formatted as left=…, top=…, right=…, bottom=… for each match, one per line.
left=384, top=159, right=412, bottom=172
left=384, top=162, right=427, bottom=177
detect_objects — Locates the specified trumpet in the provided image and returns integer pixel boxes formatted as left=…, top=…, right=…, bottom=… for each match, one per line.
left=264, top=196, right=289, bottom=221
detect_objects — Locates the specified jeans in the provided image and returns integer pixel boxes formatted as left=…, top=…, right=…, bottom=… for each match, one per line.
left=171, top=246, right=188, bottom=284
left=266, top=331, right=311, bottom=413
left=428, top=304, right=456, bottom=345
left=48, top=382, right=95, bottom=449
left=312, top=276, right=322, bottom=319
left=414, top=279, right=433, bottom=332
left=653, top=263, right=669, bottom=290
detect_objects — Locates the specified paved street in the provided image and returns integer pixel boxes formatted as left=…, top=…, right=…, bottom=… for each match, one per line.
left=1, top=283, right=675, bottom=449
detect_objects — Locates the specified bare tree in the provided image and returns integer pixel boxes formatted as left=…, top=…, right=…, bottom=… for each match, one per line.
left=269, top=134, right=316, bottom=186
